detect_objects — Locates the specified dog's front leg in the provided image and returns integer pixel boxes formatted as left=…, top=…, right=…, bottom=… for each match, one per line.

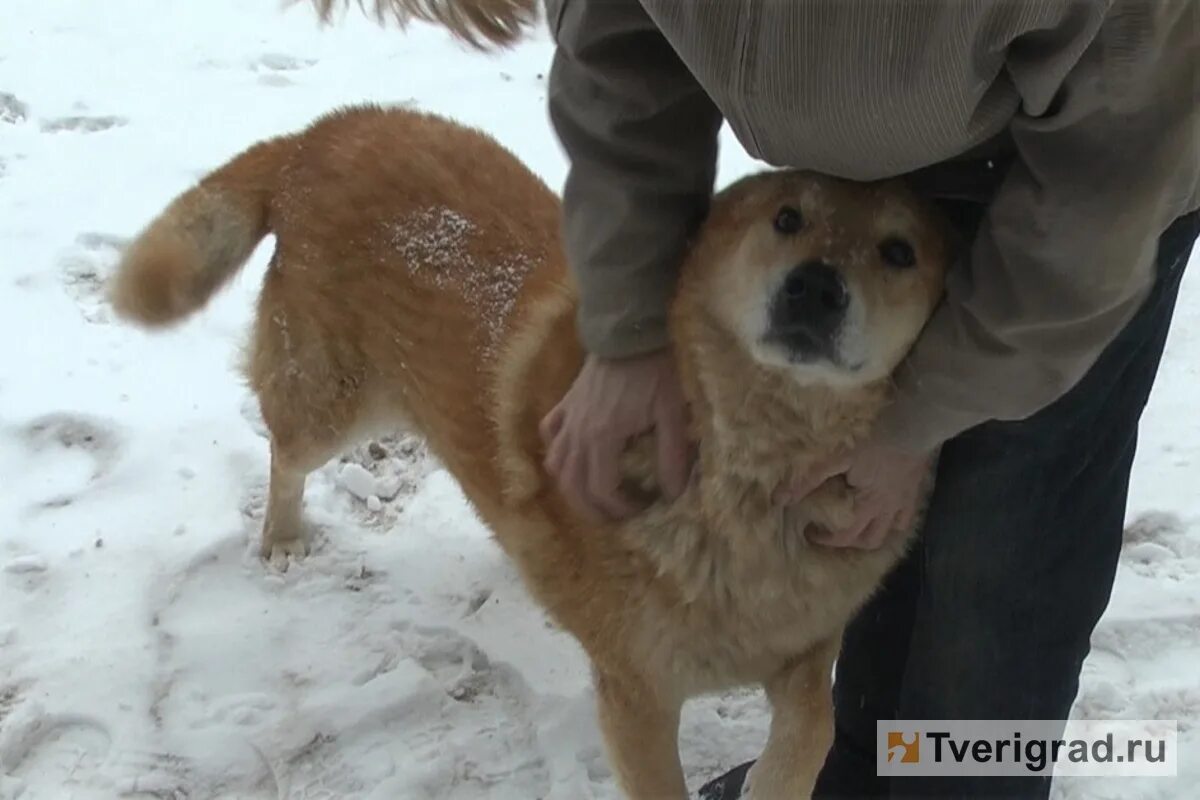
left=746, top=635, right=840, bottom=799
left=594, top=669, right=687, bottom=800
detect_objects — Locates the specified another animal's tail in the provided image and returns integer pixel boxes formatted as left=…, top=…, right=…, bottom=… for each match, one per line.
left=307, top=0, right=539, bottom=49
left=109, top=136, right=293, bottom=327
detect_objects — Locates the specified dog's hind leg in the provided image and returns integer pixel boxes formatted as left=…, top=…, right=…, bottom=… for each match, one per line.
left=257, top=385, right=365, bottom=565
left=254, top=363, right=368, bottom=565
left=249, top=271, right=371, bottom=565
left=260, top=441, right=319, bottom=564
left=747, top=635, right=840, bottom=799
left=594, top=670, right=687, bottom=800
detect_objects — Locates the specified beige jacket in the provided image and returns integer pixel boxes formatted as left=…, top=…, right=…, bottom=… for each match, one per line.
left=546, top=0, right=1200, bottom=450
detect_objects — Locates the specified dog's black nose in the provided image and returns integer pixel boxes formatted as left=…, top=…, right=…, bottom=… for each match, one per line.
left=770, top=261, right=849, bottom=359
left=782, top=261, right=848, bottom=314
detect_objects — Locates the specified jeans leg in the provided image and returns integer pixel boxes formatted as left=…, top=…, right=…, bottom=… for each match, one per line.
left=816, top=212, right=1198, bottom=800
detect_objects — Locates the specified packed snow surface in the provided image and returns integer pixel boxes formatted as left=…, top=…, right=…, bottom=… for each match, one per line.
left=1, top=1, right=1198, bottom=798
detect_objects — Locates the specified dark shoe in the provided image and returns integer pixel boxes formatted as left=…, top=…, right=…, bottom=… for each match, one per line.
left=697, top=760, right=754, bottom=799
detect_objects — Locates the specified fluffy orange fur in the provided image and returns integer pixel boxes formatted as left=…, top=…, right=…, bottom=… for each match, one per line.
left=305, top=0, right=538, bottom=49
left=110, top=104, right=950, bottom=799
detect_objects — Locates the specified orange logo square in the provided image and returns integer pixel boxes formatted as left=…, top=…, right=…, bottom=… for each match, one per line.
left=887, top=731, right=920, bottom=763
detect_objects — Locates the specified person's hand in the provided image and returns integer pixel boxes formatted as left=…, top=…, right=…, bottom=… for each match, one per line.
left=539, top=350, right=690, bottom=520
left=777, top=439, right=933, bottom=549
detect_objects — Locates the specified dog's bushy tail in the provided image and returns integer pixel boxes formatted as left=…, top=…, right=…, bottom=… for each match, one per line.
left=308, top=0, right=539, bottom=49
left=109, top=136, right=293, bottom=328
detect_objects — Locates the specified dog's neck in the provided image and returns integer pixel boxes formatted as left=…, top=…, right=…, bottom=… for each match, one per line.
left=671, top=308, right=889, bottom=501
left=608, top=305, right=895, bottom=606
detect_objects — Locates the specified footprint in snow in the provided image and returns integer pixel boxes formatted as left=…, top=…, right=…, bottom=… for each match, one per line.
left=0, top=702, right=113, bottom=794
left=39, top=114, right=128, bottom=133
left=1085, top=511, right=1200, bottom=724
left=0, top=684, right=22, bottom=727
left=252, top=53, right=316, bottom=72
left=9, top=412, right=123, bottom=512
left=250, top=53, right=316, bottom=88
left=19, top=412, right=121, bottom=475
left=257, top=73, right=295, bottom=88
left=0, top=92, right=27, bottom=124
left=1122, top=511, right=1200, bottom=580
left=0, top=713, right=271, bottom=799
left=274, top=625, right=544, bottom=799
left=0, top=92, right=26, bottom=185
left=139, top=532, right=396, bottom=797
left=140, top=522, right=549, bottom=797
left=60, top=231, right=128, bottom=323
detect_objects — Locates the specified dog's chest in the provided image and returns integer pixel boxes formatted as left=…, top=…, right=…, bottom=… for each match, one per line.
left=625, top=502, right=895, bottom=692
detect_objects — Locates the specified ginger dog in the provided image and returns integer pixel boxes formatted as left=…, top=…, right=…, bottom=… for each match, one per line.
left=110, top=100, right=949, bottom=798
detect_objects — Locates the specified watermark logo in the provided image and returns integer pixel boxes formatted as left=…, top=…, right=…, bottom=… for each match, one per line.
left=877, top=720, right=1177, bottom=778
left=886, top=731, right=920, bottom=764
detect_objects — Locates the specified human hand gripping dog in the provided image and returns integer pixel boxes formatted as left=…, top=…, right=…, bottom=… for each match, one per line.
left=777, top=439, right=934, bottom=551
left=539, top=350, right=691, bottom=521
left=539, top=354, right=932, bottom=551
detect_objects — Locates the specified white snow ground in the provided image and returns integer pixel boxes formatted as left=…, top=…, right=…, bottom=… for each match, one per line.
left=0, top=2, right=1197, bottom=798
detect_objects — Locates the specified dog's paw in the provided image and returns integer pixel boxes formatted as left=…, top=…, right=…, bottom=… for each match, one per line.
left=261, top=537, right=308, bottom=571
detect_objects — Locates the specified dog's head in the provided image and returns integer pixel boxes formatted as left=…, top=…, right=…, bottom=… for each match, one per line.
left=679, top=171, right=952, bottom=389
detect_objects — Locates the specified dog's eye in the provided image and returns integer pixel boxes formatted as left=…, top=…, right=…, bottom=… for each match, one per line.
left=773, top=206, right=804, bottom=235
left=879, top=238, right=917, bottom=268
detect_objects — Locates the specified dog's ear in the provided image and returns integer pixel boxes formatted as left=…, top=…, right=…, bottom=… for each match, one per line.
left=306, top=0, right=540, bottom=50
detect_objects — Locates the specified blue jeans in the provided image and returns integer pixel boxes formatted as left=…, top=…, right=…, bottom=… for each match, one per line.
left=700, top=208, right=1199, bottom=800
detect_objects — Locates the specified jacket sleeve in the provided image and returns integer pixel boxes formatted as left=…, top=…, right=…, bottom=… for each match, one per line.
left=547, top=0, right=723, bottom=358
left=874, top=1, right=1200, bottom=452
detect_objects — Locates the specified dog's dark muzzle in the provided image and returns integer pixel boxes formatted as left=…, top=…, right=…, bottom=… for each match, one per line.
left=767, top=261, right=848, bottom=359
